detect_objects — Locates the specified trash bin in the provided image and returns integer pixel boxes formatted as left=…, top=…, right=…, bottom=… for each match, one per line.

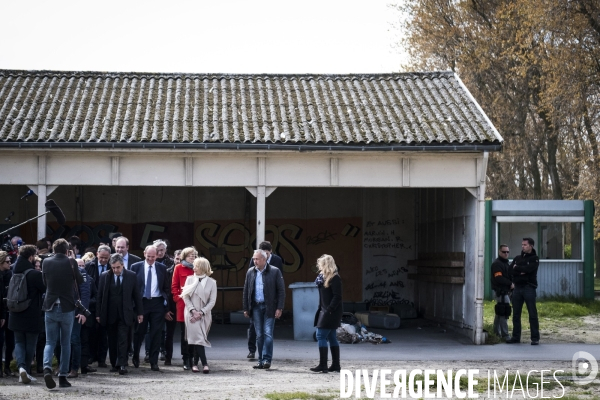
left=289, top=282, right=319, bottom=341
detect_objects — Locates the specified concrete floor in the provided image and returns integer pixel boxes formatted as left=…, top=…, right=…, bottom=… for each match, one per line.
left=170, top=318, right=600, bottom=363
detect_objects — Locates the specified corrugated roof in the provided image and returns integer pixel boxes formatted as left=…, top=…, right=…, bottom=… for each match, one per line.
left=0, top=70, right=502, bottom=146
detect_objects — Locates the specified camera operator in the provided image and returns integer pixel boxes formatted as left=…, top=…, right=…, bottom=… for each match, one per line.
left=41, top=238, right=84, bottom=389
left=8, top=245, right=46, bottom=384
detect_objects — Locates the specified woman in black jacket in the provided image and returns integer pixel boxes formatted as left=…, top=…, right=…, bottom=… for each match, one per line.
left=310, top=254, right=342, bottom=373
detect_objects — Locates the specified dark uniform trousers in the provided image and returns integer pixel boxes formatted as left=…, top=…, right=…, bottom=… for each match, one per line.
left=107, top=277, right=129, bottom=368
left=134, top=297, right=164, bottom=365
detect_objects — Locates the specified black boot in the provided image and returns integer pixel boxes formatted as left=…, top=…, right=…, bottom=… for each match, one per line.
left=309, top=347, right=329, bottom=373
left=328, top=346, right=340, bottom=372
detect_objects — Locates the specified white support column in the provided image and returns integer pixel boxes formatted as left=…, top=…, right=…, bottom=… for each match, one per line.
left=256, top=185, right=266, bottom=246
left=28, top=184, right=59, bottom=240
left=256, top=157, right=266, bottom=246
left=37, top=184, right=47, bottom=240
left=473, top=151, right=489, bottom=345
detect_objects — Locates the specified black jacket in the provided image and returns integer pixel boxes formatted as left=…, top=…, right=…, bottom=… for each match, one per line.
left=8, top=256, right=46, bottom=333
left=85, top=258, right=109, bottom=290
left=511, top=248, right=539, bottom=288
left=490, top=257, right=512, bottom=294
left=124, top=253, right=142, bottom=270
left=96, top=269, right=143, bottom=327
left=243, top=263, right=285, bottom=318
left=313, top=274, right=343, bottom=329
left=42, top=253, right=84, bottom=312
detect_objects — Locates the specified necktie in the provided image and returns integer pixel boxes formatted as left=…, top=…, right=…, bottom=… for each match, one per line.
left=117, top=275, right=121, bottom=288
left=145, top=265, right=153, bottom=299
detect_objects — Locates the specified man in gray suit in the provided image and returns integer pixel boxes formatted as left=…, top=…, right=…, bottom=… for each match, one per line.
left=41, top=239, right=84, bottom=389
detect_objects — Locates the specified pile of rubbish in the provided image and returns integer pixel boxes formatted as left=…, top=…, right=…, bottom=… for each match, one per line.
left=336, top=313, right=391, bottom=345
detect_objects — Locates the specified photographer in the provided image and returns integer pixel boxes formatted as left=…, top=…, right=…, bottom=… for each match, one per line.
left=8, top=245, right=46, bottom=384
left=41, top=238, right=84, bottom=389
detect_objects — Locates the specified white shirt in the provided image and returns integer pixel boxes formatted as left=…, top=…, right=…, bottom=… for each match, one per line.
left=122, top=253, right=129, bottom=269
left=144, top=262, right=160, bottom=298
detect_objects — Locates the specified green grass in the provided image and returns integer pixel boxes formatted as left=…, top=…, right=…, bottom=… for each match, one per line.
left=264, top=392, right=335, bottom=400
left=484, top=296, right=600, bottom=343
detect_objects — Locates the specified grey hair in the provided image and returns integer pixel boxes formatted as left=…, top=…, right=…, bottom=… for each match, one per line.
left=153, top=240, right=167, bottom=249
left=97, top=245, right=111, bottom=254
left=110, top=253, right=124, bottom=265
left=144, top=244, right=157, bottom=252
left=253, top=249, right=267, bottom=260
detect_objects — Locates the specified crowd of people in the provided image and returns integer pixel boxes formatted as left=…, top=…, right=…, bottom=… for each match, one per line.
left=0, top=233, right=344, bottom=389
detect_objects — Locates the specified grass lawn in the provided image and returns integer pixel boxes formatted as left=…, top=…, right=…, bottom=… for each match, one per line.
left=484, top=296, right=600, bottom=344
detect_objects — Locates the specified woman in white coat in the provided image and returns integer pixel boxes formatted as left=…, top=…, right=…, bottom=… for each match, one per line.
left=181, top=257, right=217, bottom=373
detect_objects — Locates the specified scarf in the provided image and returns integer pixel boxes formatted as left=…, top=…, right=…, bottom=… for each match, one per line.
left=182, top=260, right=194, bottom=269
left=181, top=274, right=207, bottom=298
left=315, top=273, right=324, bottom=288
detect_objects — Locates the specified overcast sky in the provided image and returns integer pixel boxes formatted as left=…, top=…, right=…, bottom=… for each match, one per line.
left=0, top=0, right=406, bottom=74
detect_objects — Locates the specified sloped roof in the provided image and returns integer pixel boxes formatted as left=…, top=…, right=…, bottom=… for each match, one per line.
left=0, top=69, right=502, bottom=148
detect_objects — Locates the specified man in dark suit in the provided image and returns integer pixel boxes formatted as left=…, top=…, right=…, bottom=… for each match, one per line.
left=115, top=237, right=141, bottom=270
left=246, top=241, right=283, bottom=359
left=96, top=253, right=143, bottom=375
left=130, top=245, right=171, bottom=371
left=41, top=239, right=84, bottom=389
left=84, top=245, right=111, bottom=367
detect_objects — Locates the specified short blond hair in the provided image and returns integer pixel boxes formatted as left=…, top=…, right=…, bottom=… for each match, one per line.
left=193, top=257, right=213, bottom=276
left=82, top=252, right=95, bottom=263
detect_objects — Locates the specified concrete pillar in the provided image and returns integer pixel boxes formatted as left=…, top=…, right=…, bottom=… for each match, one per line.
left=256, top=185, right=266, bottom=246
left=474, top=152, right=489, bottom=345
left=36, top=184, right=47, bottom=240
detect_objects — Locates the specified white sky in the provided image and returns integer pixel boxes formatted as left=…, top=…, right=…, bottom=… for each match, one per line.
left=0, top=0, right=407, bottom=74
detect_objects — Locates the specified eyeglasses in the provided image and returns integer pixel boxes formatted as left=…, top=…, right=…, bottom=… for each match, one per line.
left=500, top=251, right=510, bottom=254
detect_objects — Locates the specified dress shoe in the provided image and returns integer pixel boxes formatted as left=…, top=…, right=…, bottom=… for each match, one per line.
left=263, top=362, right=271, bottom=370
left=110, top=366, right=119, bottom=373
left=97, top=362, right=108, bottom=368
left=531, top=340, right=539, bottom=345
left=44, top=368, right=56, bottom=389
left=253, top=362, right=264, bottom=369
left=151, top=364, right=160, bottom=372
left=505, top=338, right=521, bottom=344
left=58, top=376, right=71, bottom=388
left=144, top=353, right=150, bottom=363
left=132, top=357, right=140, bottom=368
left=81, top=366, right=96, bottom=374
left=247, top=352, right=255, bottom=359
left=67, top=370, right=79, bottom=378
left=119, top=366, right=128, bottom=375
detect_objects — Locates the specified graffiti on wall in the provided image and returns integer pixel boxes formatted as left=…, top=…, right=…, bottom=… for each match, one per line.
left=363, top=218, right=414, bottom=306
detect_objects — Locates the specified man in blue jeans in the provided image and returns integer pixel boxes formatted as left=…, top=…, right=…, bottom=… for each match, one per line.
left=506, top=237, right=540, bottom=345
left=41, top=239, right=84, bottom=389
left=242, top=249, right=285, bottom=370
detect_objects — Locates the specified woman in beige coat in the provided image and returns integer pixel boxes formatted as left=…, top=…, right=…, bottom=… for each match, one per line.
left=181, top=257, right=217, bottom=373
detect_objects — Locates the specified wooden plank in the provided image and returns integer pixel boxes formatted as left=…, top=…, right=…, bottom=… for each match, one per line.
left=417, top=267, right=464, bottom=277
left=417, top=252, right=465, bottom=261
left=407, top=274, right=465, bottom=284
left=407, top=259, right=464, bottom=267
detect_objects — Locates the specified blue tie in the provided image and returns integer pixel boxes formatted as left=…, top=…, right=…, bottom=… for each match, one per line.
left=145, top=265, right=153, bottom=299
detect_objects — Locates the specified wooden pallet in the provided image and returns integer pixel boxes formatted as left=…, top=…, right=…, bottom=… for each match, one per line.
left=407, top=252, right=465, bottom=284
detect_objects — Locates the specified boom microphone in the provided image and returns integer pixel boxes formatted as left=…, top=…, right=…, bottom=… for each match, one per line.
left=20, top=189, right=34, bottom=200
left=45, top=199, right=66, bottom=225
